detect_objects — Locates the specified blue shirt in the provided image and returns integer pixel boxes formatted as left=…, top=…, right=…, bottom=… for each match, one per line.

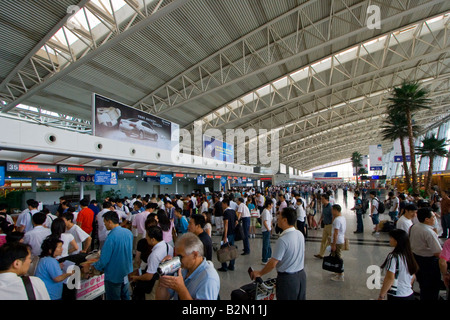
left=93, top=226, right=133, bottom=283
left=170, top=258, right=220, bottom=300
left=176, top=216, right=189, bottom=234
left=322, top=203, right=332, bottom=225
left=35, top=256, right=63, bottom=300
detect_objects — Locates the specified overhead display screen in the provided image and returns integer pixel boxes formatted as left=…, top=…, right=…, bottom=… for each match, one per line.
left=58, top=166, right=96, bottom=175
left=7, top=162, right=57, bottom=173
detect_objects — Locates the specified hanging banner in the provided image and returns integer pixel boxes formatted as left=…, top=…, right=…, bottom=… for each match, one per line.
left=160, top=174, right=173, bottom=185
left=393, top=138, right=411, bottom=162
left=94, top=171, right=118, bottom=185
left=369, top=144, right=383, bottom=170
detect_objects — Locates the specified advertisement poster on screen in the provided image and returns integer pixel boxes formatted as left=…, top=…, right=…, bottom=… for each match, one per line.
left=92, top=93, right=179, bottom=151
left=203, top=135, right=234, bottom=163
left=393, top=138, right=411, bottom=162
left=369, top=145, right=383, bottom=170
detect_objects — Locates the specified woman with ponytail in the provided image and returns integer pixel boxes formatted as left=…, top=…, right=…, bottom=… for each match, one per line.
left=378, top=229, right=419, bottom=300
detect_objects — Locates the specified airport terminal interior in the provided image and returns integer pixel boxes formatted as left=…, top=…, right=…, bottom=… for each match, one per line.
left=0, top=0, right=450, bottom=302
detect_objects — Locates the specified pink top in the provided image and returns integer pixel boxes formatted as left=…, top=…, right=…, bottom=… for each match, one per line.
left=161, top=220, right=175, bottom=243
left=0, top=234, right=6, bottom=247
left=440, top=238, right=450, bottom=261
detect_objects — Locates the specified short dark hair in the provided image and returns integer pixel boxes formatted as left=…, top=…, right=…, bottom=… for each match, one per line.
left=0, top=203, right=8, bottom=211
left=332, top=204, right=342, bottom=212
left=80, top=198, right=90, bottom=207
left=222, top=198, right=230, bottom=206
left=321, top=194, right=329, bottom=201
left=61, top=211, right=74, bottom=222
left=32, top=211, right=47, bottom=225
left=146, top=226, right=163, bottom=242
left=0, top=242, right=31, bottom=272
left=417, top=207, right=433, bottom=223
left=280, top=207, right=297, bottom=226
left=103, top=211, right=119, bottom=224
left=370, top=191, right=377, bottom=196
left=134, top=201, right=142, bottom=209
left=190, top=214, right=206, bottom=228
left=404, top=203, right=418, bottom=212
left=263, top=199, right=272, bottom=208
left=145, top=203, right=158, bottom=210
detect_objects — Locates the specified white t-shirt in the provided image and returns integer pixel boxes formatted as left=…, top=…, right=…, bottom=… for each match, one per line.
left=396, top=216, right=413, bottom=233
left=296, top=205, right=306, bottom=222
left=97, top=209, right=110, bottom=242
left=56, top=233, right=76, bottom=259
left=383, top=253, right=414, bottom=297
left=23, top=226, right=52, bottom=257
left=0, top=273, right=50, bottom=300
left=146, top=241, right=174, bottom=275
left=237, top=203, right=251, bottom=218
left=17, top=209, right=39, bottom=233
left=371, top=198, right=379, bottom=215
left=201, top=201, right=209, bottom=214
left=389, top=197, right=399, bottom=212
left=66, top=224, right=89, bottom=254
left=261, top=208, right=273, bottom=232
left=331, top=216, right=346, bottom=245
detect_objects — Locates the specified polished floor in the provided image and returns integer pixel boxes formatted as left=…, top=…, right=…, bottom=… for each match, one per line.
left=209, top=190, right=446, bottom=300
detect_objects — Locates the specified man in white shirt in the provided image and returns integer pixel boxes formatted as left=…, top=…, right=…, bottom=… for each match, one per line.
left=132, top=203, right=156, bottom=251
left=369, top=191, right=380, bottom=235
left=61, top=211, right=92, bottom=254
left=409, top=207, right=443, bottom=300
left=237, top=198, right=251, bottom=255
left=130, top=226, right=174, bottom=300
left=396, top=203, right=417, bottom=233
left=16, top=199, right=39, bottom=233
left=330, top=204, right=346, bottom=281
left=23, top=212, right=51, bottom=257
left=0, top=242, right=50, bottom=300
left=387, top=192, right=400, bottom=222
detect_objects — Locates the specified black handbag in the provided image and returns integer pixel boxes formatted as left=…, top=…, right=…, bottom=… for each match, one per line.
left=322, top=253, right=344, bottom=273
left=234, top=220, right=245, bottom=241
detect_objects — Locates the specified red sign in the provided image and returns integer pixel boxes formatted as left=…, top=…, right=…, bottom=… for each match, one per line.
left=143, top=171, right=158, bottom=176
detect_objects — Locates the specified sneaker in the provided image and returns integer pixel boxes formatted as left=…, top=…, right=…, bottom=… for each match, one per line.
left=314, top=254, right=323, bottom=259
left=217, top=267, right=228, bottom=272
left=261, top=261, right=267, bottom=265
left=373, top=232, right=380, bottom=236
left=331, top=274, right=344, bottom=282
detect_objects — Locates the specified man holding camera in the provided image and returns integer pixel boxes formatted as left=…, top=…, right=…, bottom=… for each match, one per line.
left=156, top=232, right=220, bottom=300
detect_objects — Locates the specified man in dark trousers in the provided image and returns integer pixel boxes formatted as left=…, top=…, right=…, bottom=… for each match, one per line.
left=251, top=207, right=306, bottom=300
left=218, top=198, right=237, bottom=272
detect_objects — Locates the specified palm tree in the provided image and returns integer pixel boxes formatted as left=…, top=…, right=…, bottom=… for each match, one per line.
left=415, top=134, right=449, bottom=197
left=351, top=151, right=363, bottom=187
left=380, top=110, right=421, bottom=190
left=387, top=81, right=431, bottom=194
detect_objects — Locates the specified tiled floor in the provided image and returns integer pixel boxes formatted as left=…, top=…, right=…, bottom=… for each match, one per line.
left=210, top=190, right=446, bottom=300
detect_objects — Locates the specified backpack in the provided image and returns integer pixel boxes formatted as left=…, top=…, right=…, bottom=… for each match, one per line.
left=375, top=198, right=385, bottom=214
left=362, top=198, right=369, bottom=214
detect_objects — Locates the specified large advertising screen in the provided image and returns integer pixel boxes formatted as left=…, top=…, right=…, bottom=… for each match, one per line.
left=203, top=135, right=234, bottom=163
left=92, top=94, right=179, bottom=151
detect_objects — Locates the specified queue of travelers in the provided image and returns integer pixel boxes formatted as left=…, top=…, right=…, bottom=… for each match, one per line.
left=0, top=183, right=448, bottom=301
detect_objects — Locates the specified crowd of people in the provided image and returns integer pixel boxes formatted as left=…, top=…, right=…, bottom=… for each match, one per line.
left=0, top=183, right=449, bottom=301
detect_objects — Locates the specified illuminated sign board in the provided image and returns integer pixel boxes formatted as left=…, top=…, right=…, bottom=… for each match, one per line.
left=142, top=171, right=159, bottom=177
left=7, top=162, right=57, bottom=173
left=59, top=166, right=96, bottom=175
